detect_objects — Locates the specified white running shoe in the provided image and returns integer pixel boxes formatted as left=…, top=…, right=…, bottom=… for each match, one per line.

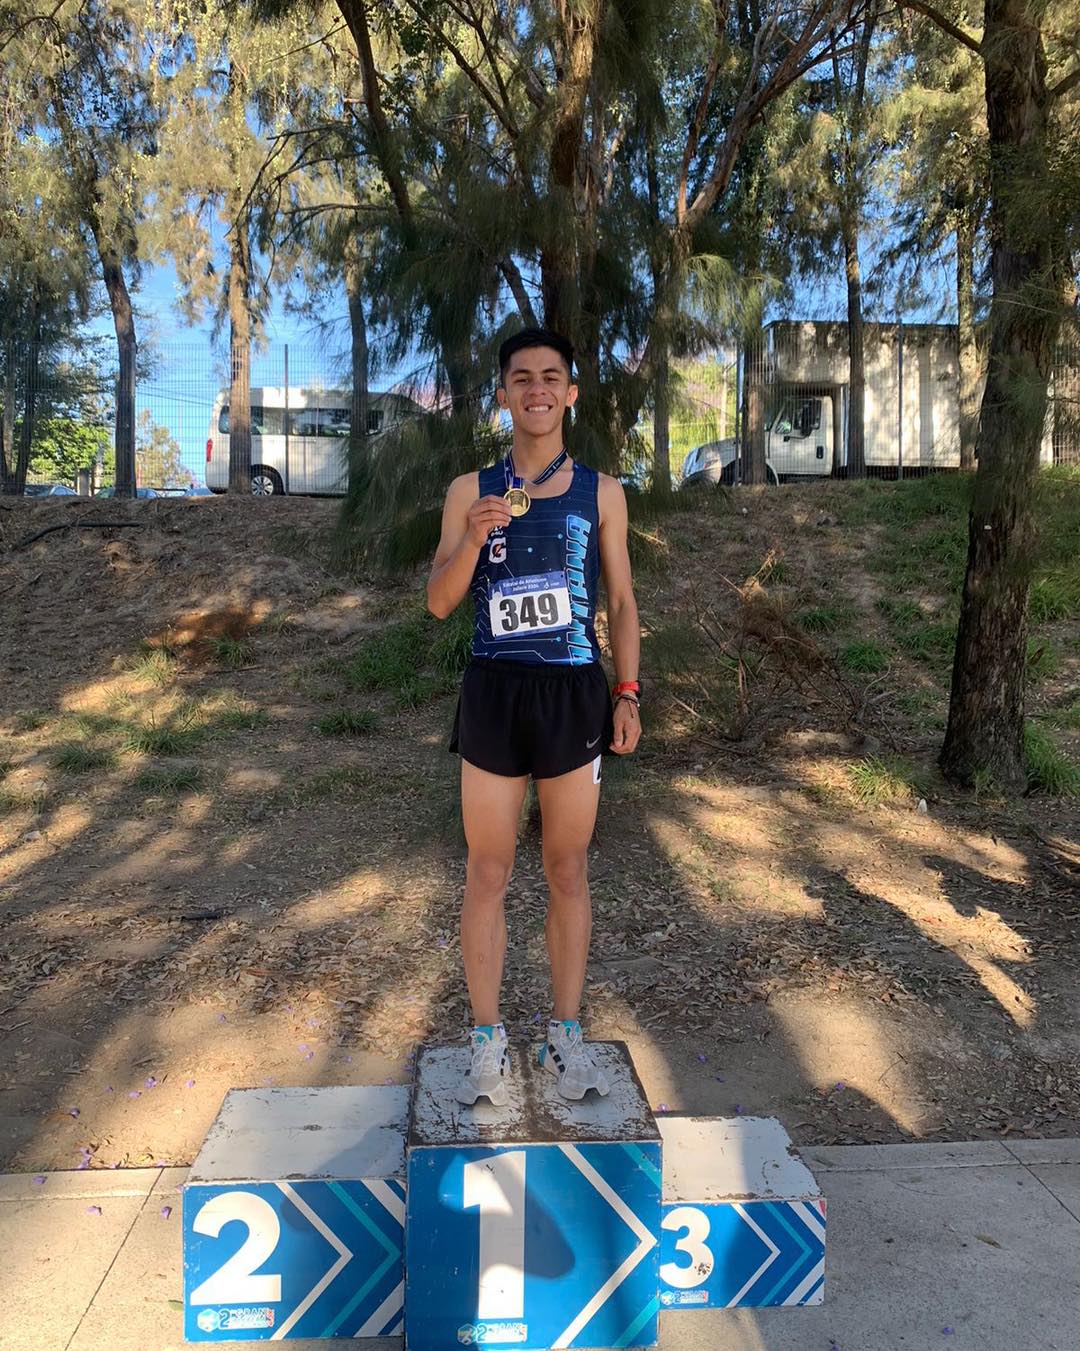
left=539, top=1019, right=610, bottom=1100
left=455, top=1023, right=510, bottom=1106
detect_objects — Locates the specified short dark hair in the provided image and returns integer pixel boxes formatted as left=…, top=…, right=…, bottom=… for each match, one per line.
left=498, top=328, right=575, bottom=384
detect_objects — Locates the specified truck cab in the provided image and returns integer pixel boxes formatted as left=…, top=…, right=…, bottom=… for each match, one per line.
left=766, top=393, right=834, bottom=476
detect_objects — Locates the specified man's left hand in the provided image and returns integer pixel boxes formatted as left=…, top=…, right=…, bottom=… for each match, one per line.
left=610, top=699, right=641, bottom=755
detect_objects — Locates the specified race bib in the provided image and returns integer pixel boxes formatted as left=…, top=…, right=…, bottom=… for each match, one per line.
left=488, top=571, right=573, bottom=639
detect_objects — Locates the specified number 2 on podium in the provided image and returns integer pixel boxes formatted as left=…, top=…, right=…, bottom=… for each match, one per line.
left=463, top=1151, right=526, bottom=1319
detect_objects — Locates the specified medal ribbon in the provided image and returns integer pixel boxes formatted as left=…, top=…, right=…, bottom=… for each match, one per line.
left=505, top=447, right=568, bottom=489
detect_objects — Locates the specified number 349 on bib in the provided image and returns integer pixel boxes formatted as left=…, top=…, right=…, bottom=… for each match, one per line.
left=488, top=571, right=573, bottom=639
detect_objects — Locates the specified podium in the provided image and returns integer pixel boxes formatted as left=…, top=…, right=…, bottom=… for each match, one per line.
left=180, top=1051, right=827, bottom=1345
left=405, top=1042, right=661, bottom=1350
left=657, top=1116, right=826, bottom=1311
left=182, top=1086, right=408, bottom=1341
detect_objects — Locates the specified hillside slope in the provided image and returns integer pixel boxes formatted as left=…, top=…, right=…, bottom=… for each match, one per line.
left=0, top=480, right=1077, bottom=1171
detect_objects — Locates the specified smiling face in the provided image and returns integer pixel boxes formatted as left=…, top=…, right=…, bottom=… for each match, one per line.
left=496, top=345, right=578, bottom=436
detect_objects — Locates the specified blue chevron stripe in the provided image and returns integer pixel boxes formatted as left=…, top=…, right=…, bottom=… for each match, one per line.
left=798, top=1273, right=825, bottom=1306
left=320, top=1182, right=402, bottom=1336
left=620, top=1143, right=662, bottom=1188
left=612, top=1295, right=659, bottom=1347
left=756, top=1201, right=815, bottom=1305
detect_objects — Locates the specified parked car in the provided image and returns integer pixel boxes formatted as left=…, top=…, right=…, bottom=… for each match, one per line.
left=680, top=440, right=780, bottom=488
left=24, top=483, right=77, bottom=497
left=96, top=486, right=158, bottom=499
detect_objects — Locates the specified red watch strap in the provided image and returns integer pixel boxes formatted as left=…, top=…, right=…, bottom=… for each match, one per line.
left=614, top=680, right=640, bottom=694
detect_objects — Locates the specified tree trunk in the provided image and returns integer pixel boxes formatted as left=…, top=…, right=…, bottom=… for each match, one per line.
left=227, top=219, right=253, bottom=494
left=646, top=143, right=671, bottom=494
left=1, top=343, right=17, bottom=493
left=744, top=333, right=767, bottom=484
left=956, top=204, right=980, bottom=470
left=346, top=257, right=370, bottom=494
left=939, top=0, right=1064, bottom=792
left=653, top=345, right=671, bottom=493
left=842, top=209, right=866, bottom=478
left=99, top=245, right=137, bottom=498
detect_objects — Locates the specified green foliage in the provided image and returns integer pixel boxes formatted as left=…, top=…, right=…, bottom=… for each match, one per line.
left=1045, top=697, right=1080, bottom=731
left=1026, top=639, right=1060, bottom=682
left=797, top=604, right=851, bottom=633
left=208, top=635, right=255, bottom=669
left=345, top=618, right=430, bottom=691
left=430, top=605, right=474, bottom=678
left=848, top=755, right=926, bottom=806
left=839, top=640, right=889, bottom=673
left=50, top=742, right=115, bottom=774
left=1024, top=723, right=1080, bottom=798
left=1030, top=576, right=1079, bottom=623
left=130, top=644, right=178, bottom=686
left=123, top=719, right=202, bottom=757
left=30, top=418, right=111, bottom=483
left=317, top=709, right=379, bottom=736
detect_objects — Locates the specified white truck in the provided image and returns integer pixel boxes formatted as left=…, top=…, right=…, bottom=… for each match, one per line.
left=680, top=320, right=1056, bottom=484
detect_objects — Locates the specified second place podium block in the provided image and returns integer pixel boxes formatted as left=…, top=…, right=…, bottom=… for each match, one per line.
left=405, top=1042, right=663, bottom=1350
left=182, top=1085, right=409, bottom=1342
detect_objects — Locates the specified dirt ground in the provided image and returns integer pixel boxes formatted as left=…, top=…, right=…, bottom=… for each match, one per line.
left=0, top=485, right=1078, bottom=1174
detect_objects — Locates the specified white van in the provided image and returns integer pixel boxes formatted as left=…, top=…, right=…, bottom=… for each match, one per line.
left=205, top=388, right=411, bottom=495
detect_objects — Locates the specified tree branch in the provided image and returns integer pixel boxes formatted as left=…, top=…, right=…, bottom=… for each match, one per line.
left=896, top=0, right=981, bottom=54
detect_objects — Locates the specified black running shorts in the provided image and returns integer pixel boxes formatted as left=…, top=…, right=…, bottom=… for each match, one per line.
left=449, top=658, right=615, bottom=779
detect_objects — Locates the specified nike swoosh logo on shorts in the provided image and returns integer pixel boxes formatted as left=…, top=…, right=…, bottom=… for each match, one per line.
left=586, top=735, right=601, bottom=748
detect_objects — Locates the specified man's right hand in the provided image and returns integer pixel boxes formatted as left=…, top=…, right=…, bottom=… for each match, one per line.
left=466, top=494, right=513, bottom=548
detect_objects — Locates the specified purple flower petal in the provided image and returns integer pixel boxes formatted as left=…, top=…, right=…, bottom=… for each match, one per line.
left=942, top=1330, right=954, bottom=1337
left=298, top=1044, right=308, bottom=1053
left=184, top=1079, right=195, bottom=1089
left=303, top=1052, right=314, bottom=1061
left=160, top=1205, right=172, bottom=1220
left=835, top=1081, right=845, bottom=1091
left=68, top=1107, right=80, bottom=1118
left=696, top=1053, right=707, bottom=1063
left=657, top=1103, right=668, bottom=1113
left=735, top=1104, right=744, bottom=1114
left=714, top=1075, right=726, bottom=1082
left=154, top=1159, right=168, bottom=1168
left=77, top=1160, right=89, bottom=1170
left=145, top=1076, right=158, bottom=1089
left=33, top=1175, right=46, bottom=1186
left=105, top=1086, right=114, bottom=1094
left=128, top=1090, right=141, bottom=1100
left=218, top=1014, right=227, bottom=1023
left=344, top=1056, right=352, bottom=1064
left=87, top=1204, right=101, bottom=1214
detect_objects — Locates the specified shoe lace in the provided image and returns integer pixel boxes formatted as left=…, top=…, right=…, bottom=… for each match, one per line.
left=472, top=1034, right=505, bottom=1076
left=558, top=1023, right=593, bottom=1076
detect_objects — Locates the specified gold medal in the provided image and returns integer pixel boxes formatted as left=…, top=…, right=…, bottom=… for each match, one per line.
left=504, top=485, right=531, bottom=517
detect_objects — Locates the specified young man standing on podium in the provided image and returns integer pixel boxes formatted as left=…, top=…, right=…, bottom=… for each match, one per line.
left=427, top=328, right=642, bottom=1106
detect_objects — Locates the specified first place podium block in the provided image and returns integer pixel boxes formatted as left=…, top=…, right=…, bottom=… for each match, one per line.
left=405, top=1042, right=662, bottom=1351
left=183, top=1085, right=409, bottom=1342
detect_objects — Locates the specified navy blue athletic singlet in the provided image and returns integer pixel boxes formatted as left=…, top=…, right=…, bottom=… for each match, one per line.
left=469, top=460, right=602, bottom=665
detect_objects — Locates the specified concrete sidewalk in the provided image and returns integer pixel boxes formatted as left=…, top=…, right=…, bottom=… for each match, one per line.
left=1, top=1139, right=1078, bottom=1351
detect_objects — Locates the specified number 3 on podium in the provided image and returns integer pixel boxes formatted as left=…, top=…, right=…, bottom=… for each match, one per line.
left=660, top=1206, right=715, bottom=1289
left=463, top=1152, right=527, bottom=1319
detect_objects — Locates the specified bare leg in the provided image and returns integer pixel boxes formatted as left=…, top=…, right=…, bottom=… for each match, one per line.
left=536, top=759, right=602, bottom=1022
left=460, top=760, right=529, bottom=1026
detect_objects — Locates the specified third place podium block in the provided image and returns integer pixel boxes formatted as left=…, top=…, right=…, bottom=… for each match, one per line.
left=405, top=1042, right=662, bottom=1350
left=657, top=1115, right=826, bottom=1312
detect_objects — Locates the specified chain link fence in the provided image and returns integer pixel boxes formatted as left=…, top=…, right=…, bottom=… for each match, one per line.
left=4, top=322, right=1077, bottom=499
